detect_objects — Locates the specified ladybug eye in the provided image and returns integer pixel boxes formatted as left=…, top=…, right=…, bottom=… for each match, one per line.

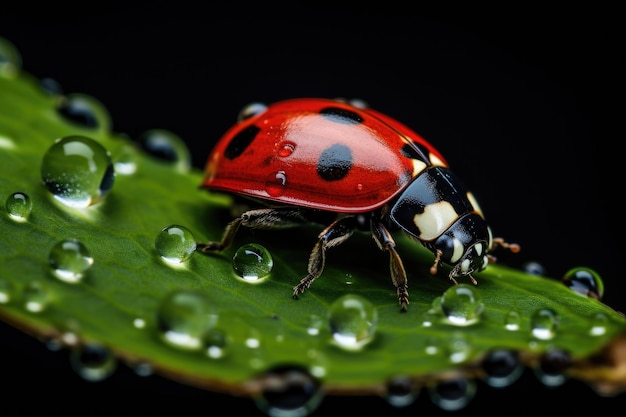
left=238, top=102, right=267, bottom=122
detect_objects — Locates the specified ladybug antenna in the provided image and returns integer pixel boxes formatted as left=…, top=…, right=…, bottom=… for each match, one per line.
left=430, top=250, right=443, bottom=276
left=492, top=237, right=520, bottom=254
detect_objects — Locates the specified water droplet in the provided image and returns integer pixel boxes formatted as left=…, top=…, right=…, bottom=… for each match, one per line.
left=232, top=243, right=273, bottom=281
left=69, top=343, right=117, bottom=382
left=0, top=277, right=16, bottom=303
left=5, top=191, right=32, bottom=221
left=48, top=239, right=94, bottom=283
left=504, top=311, right=521, bottom=331
left=156, top=289, right=218, bottom=351
left=530, top=308, right=559, bottom=340
left=41, top=135, right=115, bottom=208
left=133, top=318, right=146, bottom=329
left=328, top=294, right=378, bottom=351
left=589, top=312, right=608, bottom=336
left=562, top=267, right=604, bottom=300
left=440, top=284, right=484, bottom=326
left=39, top=77, right=63, bottom=96
left=133, top=362, right=154, bottom=377
left=238, top=102, right=267, bottom=121
left=385, top=375, right=419, bottom=407
left=523, top=261, right=546, bottom=276
left=56, top=93, right=111, bottom=131
left=535, top=348, right=571, bottom=387
left=155, top=224, right=197, bottom=264
left=23, top=281, right=49, bottom=313
left=481, top=349, right=523, bottom=388
left=204, top=328, right=229, bottom=359
left=0, top=37, right=22, bottom=77
left=265, top=171, right=287, bottom=197
left=306, top=314, right=323, bottom=336
left=254, top=365, right=323, bottom=417
left=138, top=129, right=191, bottom=173
left=446, top=334, right=472, bottom=364
left=112, top=144, right=138, bottom=175
left=276, top=141, right=296, bottom=157
left=427, top=377, right=476, bottom=411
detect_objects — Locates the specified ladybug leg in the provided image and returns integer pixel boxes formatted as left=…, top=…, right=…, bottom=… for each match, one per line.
left=371, top=220, right=409, bottom=312
left=292, top=216, right=357, bottom=301
left=197, top=208, right=310, bottom=252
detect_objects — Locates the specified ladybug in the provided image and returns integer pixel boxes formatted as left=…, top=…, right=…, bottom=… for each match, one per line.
left=198, top=98, right=519, bottom=311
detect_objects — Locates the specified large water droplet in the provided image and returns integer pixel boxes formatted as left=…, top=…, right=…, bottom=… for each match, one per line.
left=41, top=135, right=115, bottom=208
left=535, top=348, right=571, bottom=387
left=232, top=243, right=273, bottom=281
left=440, top=284, right=484, bottom=326
left=138, top=129, right=191, bottom=173
left=56, top=93, right=111, bottom=131
left=48, top=239, right=94, bottom=283
left=385, top=375, right=419, bottom=407
left=0, top=37, right=22, bottom=77
left=561, top=267, right=604, bottom=300
left=427, top=377, right=476, bottom=411
left=5, top=191, right=32, bottom=221
left=328, top=294, right=378, bottom=351
left=253, top=365, right=323, bottom=417
left=69, top=343, right=117, bottom=382
left=156, top=289, right=218, bottom=350
left=155, top=224, right=196, bottom=264
left=530, top=308, right=559, bottom=340
left=481, top=349, right=524, bottom=388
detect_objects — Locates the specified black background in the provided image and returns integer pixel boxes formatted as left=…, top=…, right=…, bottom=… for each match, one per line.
left=2, top=2, right=624, bottom=416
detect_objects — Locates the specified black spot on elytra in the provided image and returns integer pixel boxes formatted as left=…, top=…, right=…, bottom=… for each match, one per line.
left=320, top=107, right=364, bottom=124
left=224, top=125, right=260, bottom=159
left=400, top=142, right=430, bottom=164
left=317, top=144, right=352, bottom=181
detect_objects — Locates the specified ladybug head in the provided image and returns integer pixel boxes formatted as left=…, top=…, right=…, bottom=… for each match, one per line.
left=428, top=213, right=493, bottom=279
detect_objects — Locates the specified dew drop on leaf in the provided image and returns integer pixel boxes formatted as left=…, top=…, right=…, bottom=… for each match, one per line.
left=155, top=224, right=197, bottom=264
left=427, top=377, right=476, bottom=411
left=56, top=93, right=111, bottom=130
left=530, top=308, right=559, bottom=340
left=41, top=135, right=115, bottom=208
left=589, top=312, right=608, bottom=336
left=23, top=281, right=49, bottom=313
left=138, top=129, right=190, bottom=173
left=440, top=283, right=484, bottom=326
left=0, top=277, right=16, bottom=303
left=232, top=243, right=273, bottom=282
left=535, top=348, right=571, bottom=387
left=69, top=343, right=117, bottom=382
left=48, top=238, right=93, bottom=283
left=504, top=310, right=521, bottom=331
left=254, top=365, right=323, bottom=417
left=561, top=266, right=604, bottom=300
left=385, top=375, right=420, bottom=408
left=481, top=349, right=523, bottom=388
left=5, top=191, right=32, bottom=221
left=328, top=294, right=378, bottom=351
left=0, top=37, right=22, bottom=78
left=156, top=289, right=218, bottom=351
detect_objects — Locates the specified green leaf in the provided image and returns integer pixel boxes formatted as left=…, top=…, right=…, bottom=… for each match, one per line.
left=1, top=37, right=625, bottom=410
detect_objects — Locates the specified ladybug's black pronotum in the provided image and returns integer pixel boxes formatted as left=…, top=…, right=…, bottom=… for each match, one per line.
left=198, top=98, right=519, bottom=311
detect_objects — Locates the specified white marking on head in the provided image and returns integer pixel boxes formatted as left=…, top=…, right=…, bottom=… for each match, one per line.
left=461, top=258, right=471, bottom=274
left=450, top=238, right=465, bottom=263
left=412, top=201, right=458, bottom=241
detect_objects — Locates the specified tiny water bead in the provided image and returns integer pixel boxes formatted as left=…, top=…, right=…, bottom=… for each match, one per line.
left=254, top=365, right=323, bottom=417
left=56, top=93, right=111, bottom=131
left=5, top=191, right=32, bottom=221
left=156, top=289, right=218, bottom=351
left=155, top=225, right=197, bottom=264
left=23, top=281, right=49, bottom=313
left=48, top=239, right=94, bottom=283
left=440, top=284, right=484, bottom=326
left=41, top=135, right=115, bottom=208
left=328, top=294, right=378, bottom=351
left=232, top=243, right=273, bottom=281
left=427, top=377, right=476, bottom=412
left=138, top=129, right=191, bottom=173
left=561, top=266, right=604, bottom=300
